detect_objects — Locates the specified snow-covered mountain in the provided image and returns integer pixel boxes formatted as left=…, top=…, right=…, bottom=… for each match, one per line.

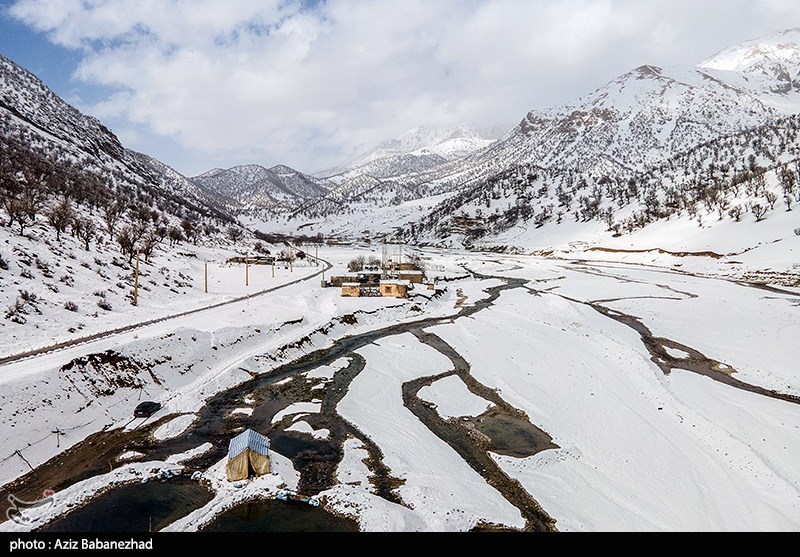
left=406, top=28, right=800, bottom=192
left=190, top=163, right=329, bottom=213
left=0, top=53, right=233, bottom=224
left=265, top=28, right=800, bottom=242
left=0, top=52, right=266, bottom=354
left=698, top=27, right=800, bottom=113
left=317, top=125, right=505, bottom=183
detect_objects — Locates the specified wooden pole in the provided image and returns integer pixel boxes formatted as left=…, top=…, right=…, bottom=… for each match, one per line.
left=289, top=245, right=293, bottom=272
left=133, top=250, right=139, bottom=306
left=272, top=260, right=275, bottom=278
left=315, top=245, right=319, bottom=267
left=246, top=253, right=249, bottom=287
left=204, top=261, right=208, bottom=294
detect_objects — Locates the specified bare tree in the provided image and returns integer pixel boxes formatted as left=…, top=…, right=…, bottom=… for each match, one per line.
left=347, top=255, right=366, bottom=272
left=728, top=205, right=743, bottom=221
left=750, top=203, right=768, bottom=222
left=167, top=226, right=183, bottom=247
left=764, top=191, right=778, bottom=210
left=47, top=199, right=75, bottom=241
left=103, top=200, right=125, bottom=239
left=181, top=218, right=198, bottom=244
left=139, top=229, right=161, bottom=263
left=15, top=181, right=47, bottom=235
left=780, top=168, right=796, bottom=195
left=717, top=198, right=731, bottom=220
left=116, top=224, right=146, bottom=263
left=75, top=217, right=96, bottom=250
left=226, top=225, right=245, bottom=244
left=6, top=198, right=31, bottom=235
left=0, top=173, right=20, bottom=228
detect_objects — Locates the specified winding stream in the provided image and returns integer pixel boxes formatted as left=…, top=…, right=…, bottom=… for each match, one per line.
left=2, top=272, right=560, bottom=531
left=10, top=256, right=792, bottom=532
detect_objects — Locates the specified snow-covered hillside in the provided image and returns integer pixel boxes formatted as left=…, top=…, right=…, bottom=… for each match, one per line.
left=317, top=125, right=504, bottom=181
left=190, top=163, right=329, bottom=214
left=698, top=27, right=800, bottom=113
left=0, top=52, right=274, bottom=356
left=242, top=28, right=800, bottom=240
left=242, top=29, right=800, bottom=255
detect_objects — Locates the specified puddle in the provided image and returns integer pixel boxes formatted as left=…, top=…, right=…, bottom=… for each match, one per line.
left=471, top=411, right=558, bottom=458
left=202, top=499, right=358, bottom=532
left=270, top=433, right=334, bottom=460
left=38, top=478, right=213, bottom=532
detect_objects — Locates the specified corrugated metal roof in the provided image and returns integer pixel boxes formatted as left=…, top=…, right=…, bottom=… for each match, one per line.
left=228, top=428, right=270, bottom=459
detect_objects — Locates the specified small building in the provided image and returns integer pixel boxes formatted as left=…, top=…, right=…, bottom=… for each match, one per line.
left=226, top=428, right=271, bottom=482
left=226, top=256, right=274, bottom=265
left=380, top=279, right=410, bottom=298
left=341, top=282, right=362, bottom=297
left=397, top=270, right=424, bottom=284
left=330, top=273, right=361, bottom=287
left=396, top=262, right=419, bottom=271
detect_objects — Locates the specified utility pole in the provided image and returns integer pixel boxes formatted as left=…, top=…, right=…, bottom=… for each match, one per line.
left=272, top=259, right=275, bottom=278
left=204, top=261, right=208, bottom=294
left=315, top=244, right=319, bottom=267
left=133, top=250, right=139, bottom=306
left=289, top=245, right=293, bottom=272
left=245, top=253, right=249, bottom=287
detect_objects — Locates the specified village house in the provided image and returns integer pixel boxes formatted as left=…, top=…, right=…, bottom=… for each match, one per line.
left=380, top=279, right=410, bottom=298
left=397, top=270, right=424, bottom=284
left=341, top=282, right=362, bottom=297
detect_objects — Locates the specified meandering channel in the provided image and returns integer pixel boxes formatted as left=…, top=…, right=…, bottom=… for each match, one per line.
left=2, top=272, right=560, bottom=532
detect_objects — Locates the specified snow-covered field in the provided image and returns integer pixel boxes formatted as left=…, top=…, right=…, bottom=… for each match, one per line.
left=1, top=243, right=799, bottom=532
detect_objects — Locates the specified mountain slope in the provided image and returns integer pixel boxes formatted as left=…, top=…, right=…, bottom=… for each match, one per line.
left=266, top=28, right=800, bottom=237
left=190, top=163, right=328, bottom=213
left=698, top=27, right=800, bottom=113
left=0, top=52, right=267, bottom=357
left=408, top=112, right=800, bottom=252
left=317, top=125, right=505, bottom=183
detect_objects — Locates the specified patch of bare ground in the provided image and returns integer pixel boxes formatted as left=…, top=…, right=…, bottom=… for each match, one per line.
left=587, top=246, right=727, bottom=259
left=738, top=270, right=800, bottom=289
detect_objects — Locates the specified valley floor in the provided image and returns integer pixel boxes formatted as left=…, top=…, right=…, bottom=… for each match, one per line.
left=1, top=245, right=799, bottom=532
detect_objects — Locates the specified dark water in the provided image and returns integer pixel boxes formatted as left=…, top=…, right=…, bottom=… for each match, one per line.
left=38, top=478, right=213, bottom=533
left=270, top=433, right=334, bottom=459
left=472, top=413, right=558, bottom=458
left=202, top=499, right=359, bottom=532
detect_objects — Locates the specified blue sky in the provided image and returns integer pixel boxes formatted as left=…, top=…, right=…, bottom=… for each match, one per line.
left=1, top=1, right=799, bottom=177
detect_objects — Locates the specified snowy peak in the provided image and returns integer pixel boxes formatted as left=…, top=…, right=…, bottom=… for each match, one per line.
left=190, top=163, right=328, bottom=212
left=317, top=124, right=505, bottom=181
left=699, top=28, right=800, bottom=72
left=360, top=124, right=503, bottom=163
left=375, top=125, right=501, bottom=154
left=697, top=28, right=800, bottom=112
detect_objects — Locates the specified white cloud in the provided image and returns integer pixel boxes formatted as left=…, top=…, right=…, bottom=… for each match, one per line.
left=8, top=0, right=800, bottom=175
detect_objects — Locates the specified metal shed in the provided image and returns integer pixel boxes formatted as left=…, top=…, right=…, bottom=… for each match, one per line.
left=226, top=429, right=271, bottom=482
